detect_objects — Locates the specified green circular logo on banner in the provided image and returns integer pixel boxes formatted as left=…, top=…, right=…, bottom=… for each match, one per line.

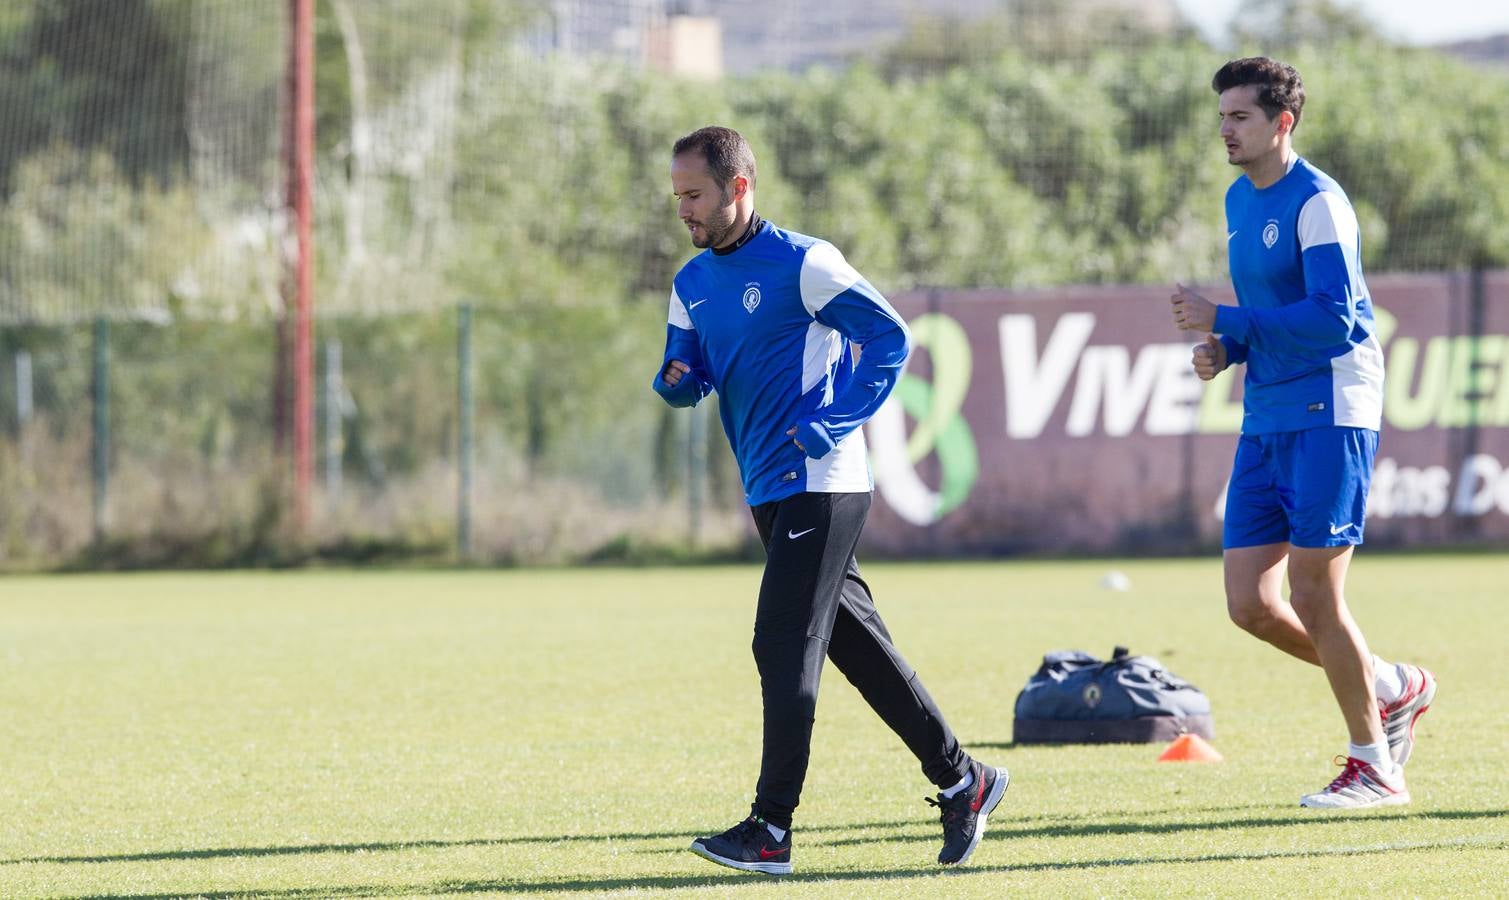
left=870, top=313, right=979, bottom=524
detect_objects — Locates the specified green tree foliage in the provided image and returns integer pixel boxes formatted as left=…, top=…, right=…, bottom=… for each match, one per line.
left=3, top=4, right=1509, bottom=563
left=1229, top=0, right=1385, bottom=49
left=0, top=0, right=193, bottom=193
left=1, top=147, right=206, bottom=321
left=1290, top=43, right=1509, bottom=269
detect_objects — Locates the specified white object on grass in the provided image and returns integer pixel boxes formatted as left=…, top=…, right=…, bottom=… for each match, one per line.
left=1099, top=570, right=1131, bottom=592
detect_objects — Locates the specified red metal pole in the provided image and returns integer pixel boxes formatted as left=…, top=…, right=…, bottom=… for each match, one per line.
left=290, top=0, right=315, bottom=528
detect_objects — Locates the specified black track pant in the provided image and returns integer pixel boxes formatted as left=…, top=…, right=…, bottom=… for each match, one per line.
left=749, top=490, right=971, bottom=830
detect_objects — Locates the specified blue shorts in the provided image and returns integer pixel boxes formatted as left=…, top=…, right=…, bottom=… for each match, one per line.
left=1222, top=427, right=1379, bottom=550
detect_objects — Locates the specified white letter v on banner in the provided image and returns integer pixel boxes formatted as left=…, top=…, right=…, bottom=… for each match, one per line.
left=999, top=312, right=1095, bottom=439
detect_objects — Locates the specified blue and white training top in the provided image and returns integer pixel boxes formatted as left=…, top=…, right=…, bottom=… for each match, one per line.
left=652, top=219, right=910, bottom=507
left=1214, top=155, right=1385, bottom=435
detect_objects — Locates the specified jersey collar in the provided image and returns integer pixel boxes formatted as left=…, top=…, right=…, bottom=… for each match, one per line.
left=712, top=213, right=764, bottom=256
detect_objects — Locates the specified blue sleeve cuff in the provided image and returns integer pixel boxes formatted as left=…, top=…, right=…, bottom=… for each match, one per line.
left=652, top=371, right=701, bottom=408
left=1219, top=334, right=1247, bottom=367
left=794, top=420, right=835, bottom=460
left=1213, top=304, right=1250, bottom=342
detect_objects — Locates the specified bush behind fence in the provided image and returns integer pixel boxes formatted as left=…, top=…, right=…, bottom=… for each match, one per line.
left=2, top=2, right=1507, bottom=565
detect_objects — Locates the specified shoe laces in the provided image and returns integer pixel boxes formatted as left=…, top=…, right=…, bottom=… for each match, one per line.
left=721, top=815, right=766, bottom=843
left=926, top=791, right=967, bottom=827
left=1324, top=755, right=1369, bottom=792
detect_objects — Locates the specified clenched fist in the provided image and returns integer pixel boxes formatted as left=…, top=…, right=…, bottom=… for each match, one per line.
left=1192, top=334, right=1227, bottom=381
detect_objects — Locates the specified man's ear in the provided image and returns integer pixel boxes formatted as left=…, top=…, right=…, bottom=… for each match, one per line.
left=1278, top=109, right=1295, bottom=136
left=731, top=174, right=750, bottom=202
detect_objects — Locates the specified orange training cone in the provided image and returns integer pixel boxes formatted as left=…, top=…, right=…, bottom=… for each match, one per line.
left=1157, top=733, right=1223, bottom=763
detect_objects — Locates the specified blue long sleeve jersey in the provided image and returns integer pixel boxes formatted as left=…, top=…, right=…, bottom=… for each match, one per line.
left=1213, top=156, right=1384, bottom=434
left=652, top=220, right=910, bottom=506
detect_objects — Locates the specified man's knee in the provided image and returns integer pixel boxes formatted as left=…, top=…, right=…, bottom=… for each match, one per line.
left=1284, top=546, right=1352, bottom=626
left=1227, top=589, right=1283, bottom=635
left=1287, top=584, right=1342, bottom=627
left=752, top=629, right=824, bottom=694
left=752, top=628, right=796, bottom=671
left=1286, top=568, right=1340, bottom=625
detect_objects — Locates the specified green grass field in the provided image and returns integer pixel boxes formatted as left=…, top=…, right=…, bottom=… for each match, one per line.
left=1, top=556, right=1505, bottom=898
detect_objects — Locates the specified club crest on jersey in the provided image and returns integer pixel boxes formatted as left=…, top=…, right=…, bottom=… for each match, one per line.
left=742, top=282, right=762, bottom=313
left=1262, top=219, right=1280, bottom=249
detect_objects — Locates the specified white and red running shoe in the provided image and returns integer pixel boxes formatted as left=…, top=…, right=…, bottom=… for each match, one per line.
left=1380, top=663, right=1437, bottom=767
left=1299, top=756, right=1410, bottom=809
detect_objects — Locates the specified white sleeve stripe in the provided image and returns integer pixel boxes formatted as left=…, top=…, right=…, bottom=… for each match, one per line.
left=1298, top=191, right=1358, bottom=252
left=801, top=322, right=842, bottom=395
left=667, top=284, right=693, bottom=330
left=799, top=241, right=862, bottom=316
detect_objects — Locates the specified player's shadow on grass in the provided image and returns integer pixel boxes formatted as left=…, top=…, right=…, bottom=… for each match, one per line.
left=819, top=806, right=1509, bottom=848
left=3, top=804, right=1274, bottom=867
left=1, top=819, right=919, bottom=867
left=17, top=806, right=1502, bottom=868
left=69, top=831, right=1509, bottom=899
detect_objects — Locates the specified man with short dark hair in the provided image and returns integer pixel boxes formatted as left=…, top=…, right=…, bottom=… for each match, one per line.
left=654, top=125, right=1008, bottom=874
left=1171, top=58, right=1435, bottom=809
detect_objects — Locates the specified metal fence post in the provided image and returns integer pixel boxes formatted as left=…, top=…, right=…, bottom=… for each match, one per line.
left=324, top=338, right=343, bottom=502
left=92, top=318, right=110, bottom=544
left=688, top=401, right=706, bottom=548
left=15, top=349, right=32, bottom=428
left=457, top=301, right=474, bottom=560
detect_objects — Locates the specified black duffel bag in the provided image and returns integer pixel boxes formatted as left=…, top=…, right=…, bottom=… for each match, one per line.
left=1012, top=646, right=1214, bottom=744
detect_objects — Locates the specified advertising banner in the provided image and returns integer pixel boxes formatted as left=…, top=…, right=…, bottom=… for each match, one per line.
left=862, top=271, right=1509, bottom=555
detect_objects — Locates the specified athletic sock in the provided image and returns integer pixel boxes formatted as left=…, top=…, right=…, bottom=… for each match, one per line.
left=765, top=821, right=786, bottom=842
left=1349, top=741, right=1395, bottom=776
left=940, top=770, right=974, bottom=799
left=1373, top=655, right=1404, bottom=705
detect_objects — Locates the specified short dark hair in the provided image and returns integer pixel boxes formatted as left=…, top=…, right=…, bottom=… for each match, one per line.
left=1212, top=57, right=1305, bottom=131
left=672, top=126, right=756, bottom=191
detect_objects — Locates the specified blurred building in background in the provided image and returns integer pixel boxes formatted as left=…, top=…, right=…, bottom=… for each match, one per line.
left=520, top=0, right=1193, bottom=76
left=1441, top=33, right=1509, bottom=68
left=647, top=9, right=722, bottom=79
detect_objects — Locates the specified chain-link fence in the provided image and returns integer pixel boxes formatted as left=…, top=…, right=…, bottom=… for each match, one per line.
left=2, top=0, right=1507, bottom=566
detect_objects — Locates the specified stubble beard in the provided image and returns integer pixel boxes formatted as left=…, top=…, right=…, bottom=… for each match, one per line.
left=690, top=192, right=736, bottom=249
